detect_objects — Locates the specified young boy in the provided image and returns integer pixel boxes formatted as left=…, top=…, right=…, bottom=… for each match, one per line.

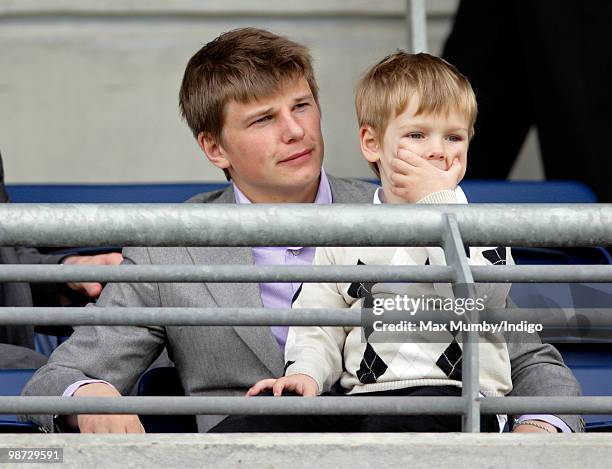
left=248, top=52, right=515, bottom=432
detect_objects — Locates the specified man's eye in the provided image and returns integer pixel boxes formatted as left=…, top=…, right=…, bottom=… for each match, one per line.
left=294, top=102, right=310, bottom=110
left=253, top=115, right=272, bottom=125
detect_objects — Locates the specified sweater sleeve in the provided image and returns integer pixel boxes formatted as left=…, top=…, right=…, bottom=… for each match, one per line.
left=284, top=247, right=348, bottom=394
left=418, top=188, right=514, bottom=308
left=466, top=246, right=515, bottom=308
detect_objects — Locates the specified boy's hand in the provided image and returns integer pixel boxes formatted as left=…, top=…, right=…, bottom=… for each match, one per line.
left=246, top=374, right=318, bottom=397
left=390, top=147, right=463, bottom=203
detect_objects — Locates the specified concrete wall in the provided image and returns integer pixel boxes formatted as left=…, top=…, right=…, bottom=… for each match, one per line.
left=1, top=433, right=610, bottom=469
left=0, top=0, right=542, bottom=184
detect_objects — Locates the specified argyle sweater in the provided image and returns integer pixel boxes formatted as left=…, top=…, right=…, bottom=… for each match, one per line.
left=285, top=188, right=514, bottom=397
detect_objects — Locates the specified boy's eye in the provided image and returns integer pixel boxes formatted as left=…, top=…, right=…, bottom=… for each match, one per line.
left=405, top=132, right=424, bottom=139
left=447, top=135, right=463, bottom=142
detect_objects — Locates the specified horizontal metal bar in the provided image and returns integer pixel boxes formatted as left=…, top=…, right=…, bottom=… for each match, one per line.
left=0, top=396, right=462, bottom=416
left=481, top=397, right=612, bottom=414
left=0, top=307, right=363, bottom=326
left=5, top=396, right=611, bottom=416
left=0, top=265, right=454, bottom=283
left=0, top=204, right=610, bottom=247
left=471, top=265, right=612, bottom=283
left=5, top=306, right=612, bottom=327
left=6, top=306, right=612, bottom=329
left=1, top=264, right=611, bottom=284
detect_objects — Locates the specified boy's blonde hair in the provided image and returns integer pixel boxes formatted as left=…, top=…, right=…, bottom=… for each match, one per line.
left=355, top=51, right=477, bottom=178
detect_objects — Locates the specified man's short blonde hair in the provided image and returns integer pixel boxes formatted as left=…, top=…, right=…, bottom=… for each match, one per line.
left=355, top=51, right=477, bottom=178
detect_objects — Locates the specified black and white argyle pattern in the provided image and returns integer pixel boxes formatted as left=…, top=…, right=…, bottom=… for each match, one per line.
left=482, top=248, right=507, bottom=265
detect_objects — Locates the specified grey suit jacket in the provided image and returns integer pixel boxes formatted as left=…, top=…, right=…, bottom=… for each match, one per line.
left=0, top=151, right=63, bottom=365
left=22, top=175, right=583, bottom=432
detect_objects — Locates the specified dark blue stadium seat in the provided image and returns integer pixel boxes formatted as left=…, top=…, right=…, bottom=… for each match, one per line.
left=6, top=182, right=229, bottom=204
left=137, top=367, right=197, bottom=433
left=460, top=180, right=597, bottom=203
left=6, top=179, right=597, bottom=204
left=0, top=369, right=41, bottom=433
left=462, top=180, right=609, bottom=265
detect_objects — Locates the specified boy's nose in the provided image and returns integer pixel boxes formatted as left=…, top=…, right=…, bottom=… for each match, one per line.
left=425, top=139, right=445, bottom=162
left=426, top=152, right=445, bottom=161
left=426, top=147, right=445, bottom=161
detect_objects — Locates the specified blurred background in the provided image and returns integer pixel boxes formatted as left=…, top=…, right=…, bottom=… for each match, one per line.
left=0, top=0, right=543, bottom=184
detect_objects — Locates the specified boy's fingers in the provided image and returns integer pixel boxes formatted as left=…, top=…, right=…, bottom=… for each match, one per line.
left=290, top=378, right=315, bottom=397
left=391, top=156, right=418, bottom=175
left=390, top=172, right=413, bottom=188
left=246, top=379, right=277, bottom=396
left=447, top=158, right=463, bottom=181
left=272, top=379, right=289, bottom=397
left=396, top=145, right=422, bottom=159
left=302, top=381, right=317, bottom=397
left=396, top=148, right=426, bottom=166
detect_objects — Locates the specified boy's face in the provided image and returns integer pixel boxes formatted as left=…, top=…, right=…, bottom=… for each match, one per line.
left=201, top=77, right=324, bottom=203
left=378, top=97, right=470, bottom=188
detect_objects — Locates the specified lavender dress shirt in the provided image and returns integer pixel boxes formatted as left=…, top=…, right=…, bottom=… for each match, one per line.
left=233, top=169, right=332, bottom=349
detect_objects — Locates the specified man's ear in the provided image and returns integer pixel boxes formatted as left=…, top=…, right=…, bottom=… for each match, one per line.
left=197, top=132, right=231, bottom=170
left=359, top=125, right=381, bottom=164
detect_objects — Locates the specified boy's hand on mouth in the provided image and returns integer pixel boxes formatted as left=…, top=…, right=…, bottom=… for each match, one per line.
left=390, top=147, right=462, bottom=203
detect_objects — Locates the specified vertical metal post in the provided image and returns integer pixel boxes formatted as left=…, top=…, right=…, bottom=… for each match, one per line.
left=405, top=0, right=428, bottom=53
left=442, top=214, right=480, bottom=432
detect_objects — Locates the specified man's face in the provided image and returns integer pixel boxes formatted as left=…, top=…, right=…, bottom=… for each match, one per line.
left=378, top=97, right=469, bottom=187
left=210, top=77, right=324, bottom=203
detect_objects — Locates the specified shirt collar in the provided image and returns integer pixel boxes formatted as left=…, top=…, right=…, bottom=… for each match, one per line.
left=233, top=168, right=332, bottom=205
left=373, top=187, right=384, bottom=205
left=233, top=169, right=332, bottom=251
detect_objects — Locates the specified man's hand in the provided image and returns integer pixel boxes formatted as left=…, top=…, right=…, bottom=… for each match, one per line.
left=512, top=419, right=558, bottom=433
left=62, top=252, right=124, bottom=298
left=389, top=147, right=463, bottom=203
left=246, top=374, right=318, bottom=397
left=73, top=382, right=145, bottom=433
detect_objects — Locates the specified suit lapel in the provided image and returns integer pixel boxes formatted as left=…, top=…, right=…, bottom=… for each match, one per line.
left=186, top=185, right=284, bottom=375
left=186, top=176, right=376, bottom=376
left=327, top=174, right=377, bottom=203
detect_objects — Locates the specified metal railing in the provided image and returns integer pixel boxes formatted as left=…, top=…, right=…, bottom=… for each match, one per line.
left=1, top=203, right=612, bottom=432
left=406, top=0, right=428, bottom=53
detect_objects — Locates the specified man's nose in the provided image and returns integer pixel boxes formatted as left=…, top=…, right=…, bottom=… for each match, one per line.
left=280, top=112, right=305, bottom=142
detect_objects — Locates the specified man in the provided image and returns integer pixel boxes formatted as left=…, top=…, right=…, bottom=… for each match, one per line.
left=0, top=151, right=123, bottom=368
left=23, top=28, right=582, bottom=433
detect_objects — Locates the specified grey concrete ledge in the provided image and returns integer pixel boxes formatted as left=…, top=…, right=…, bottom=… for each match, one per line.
left=1, top=433, right=611, bottom=469
left=0, top=0, right=455, bottom=17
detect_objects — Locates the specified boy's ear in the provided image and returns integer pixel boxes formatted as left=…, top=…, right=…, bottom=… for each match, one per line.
left=197, top=132, right=232, bottom=170
left=359, top=125, right=381, bottom=164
